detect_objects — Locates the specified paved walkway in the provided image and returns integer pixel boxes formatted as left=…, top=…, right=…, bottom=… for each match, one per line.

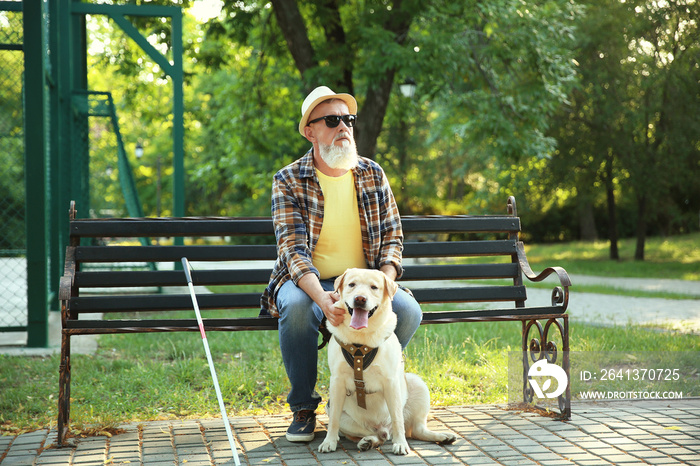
left=1, top=400, right=699, bottom=465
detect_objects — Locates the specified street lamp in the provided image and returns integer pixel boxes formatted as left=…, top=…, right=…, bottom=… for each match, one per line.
left=399, top=78, right=417, bottom=99
left=134, top=142, right=144, bottom=159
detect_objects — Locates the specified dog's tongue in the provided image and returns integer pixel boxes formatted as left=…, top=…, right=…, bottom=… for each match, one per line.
left=349, top=308, right=369, bottom=329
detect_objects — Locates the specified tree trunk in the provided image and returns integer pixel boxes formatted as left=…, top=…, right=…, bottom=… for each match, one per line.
left=269, top=0, right=317, bottom=81
left=604, top=154, right=619, bottom=260
left=356, top=76, right=396, bottom=158
left=634, top=193, right=647, bottom=261
left=578, top=198, right=598, bottom=241
left=270, top=0, right=414, bottom=160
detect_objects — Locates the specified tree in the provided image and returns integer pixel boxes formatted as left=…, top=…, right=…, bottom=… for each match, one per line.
left=545, top=0, right=700, bottom=258
left=545, top=0, right=634, bottom=257
left=619, top=0, right=700, bottom=259
left=195, top=0, right=580, bottom=216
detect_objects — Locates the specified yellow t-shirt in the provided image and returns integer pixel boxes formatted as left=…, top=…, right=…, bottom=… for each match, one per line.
left=313, top=169, right=367, bottom=279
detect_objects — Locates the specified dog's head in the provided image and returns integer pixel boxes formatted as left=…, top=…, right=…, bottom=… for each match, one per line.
left=333, top=268, right=398, bottom=330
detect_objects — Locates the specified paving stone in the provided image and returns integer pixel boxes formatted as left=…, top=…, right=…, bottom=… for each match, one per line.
left=6, top=400, right=700, bottom=465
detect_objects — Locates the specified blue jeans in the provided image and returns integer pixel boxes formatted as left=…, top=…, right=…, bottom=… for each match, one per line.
left=276, top=278, right=422, bottom=413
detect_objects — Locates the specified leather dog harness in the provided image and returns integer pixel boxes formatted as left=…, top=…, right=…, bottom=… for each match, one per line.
left=336, top=337, right=378, bottom=409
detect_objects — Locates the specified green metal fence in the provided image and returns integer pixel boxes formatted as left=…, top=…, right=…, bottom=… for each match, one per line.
left=0, top=2, right=185, bottom=346
left=72, top=90, right=145, bottom=219
left=0, top=7, right=27, bottom=333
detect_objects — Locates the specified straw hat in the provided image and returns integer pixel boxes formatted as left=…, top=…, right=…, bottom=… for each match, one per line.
left=298, top=86, right=357, bottom=136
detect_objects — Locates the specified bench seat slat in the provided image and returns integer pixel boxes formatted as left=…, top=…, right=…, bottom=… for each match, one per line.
left=63, top=307, right=565, bottom=335
left=74, top=269, right=272, bottom=287
left=421, top=308, right=565, bottom=324
left=75, top=245, right=277, bottom=262
left=64, top=317, right=279, bottom=333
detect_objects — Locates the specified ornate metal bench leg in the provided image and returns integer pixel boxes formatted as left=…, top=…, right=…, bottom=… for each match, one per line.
left=522, top=316, right=571, bottom=419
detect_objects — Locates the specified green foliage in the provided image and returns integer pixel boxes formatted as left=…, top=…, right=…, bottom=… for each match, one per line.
left=179, top=0, right=583, bottom=217
left=536, top=0, right=700, bottom=244
left=0, top=10, right=27, bottom=251
left=418, top=0, right=580, bottom=159
left=186, top=52, right=306, bottom=216
left=74, top=0, right=698, bottom=244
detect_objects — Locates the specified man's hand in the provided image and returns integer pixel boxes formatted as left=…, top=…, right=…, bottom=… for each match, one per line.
left=298, top=274, right=345, bottom=327
left=318, top=290, right=345, bottom=327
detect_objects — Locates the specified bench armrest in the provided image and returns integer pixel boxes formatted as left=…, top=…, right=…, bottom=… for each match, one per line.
left=59, top=276, right=73, bottom=301
left=516, top=241, right=571, bottom=310
left=59, top=246, right=76, bottom=302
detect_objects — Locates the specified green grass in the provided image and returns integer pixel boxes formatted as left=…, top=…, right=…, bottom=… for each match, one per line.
left=1, top=233, right=698, bottom=436
left=521, top=232, right=700, bottom=281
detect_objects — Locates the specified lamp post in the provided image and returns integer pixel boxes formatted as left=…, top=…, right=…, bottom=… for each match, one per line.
left=397, top=79, right=416, bottom=212
left=135, top=141, right=161, bottom=217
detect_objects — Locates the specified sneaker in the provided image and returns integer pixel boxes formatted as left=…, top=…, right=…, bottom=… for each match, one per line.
left=286, top=410, right=316, bottom=442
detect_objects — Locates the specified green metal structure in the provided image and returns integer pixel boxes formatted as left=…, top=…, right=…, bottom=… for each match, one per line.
left=72, top=90, right=146, bottom=220
left=1, top=0, right=185, bottom=347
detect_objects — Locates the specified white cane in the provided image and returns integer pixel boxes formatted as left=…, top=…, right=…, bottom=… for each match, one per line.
left=181, top=257, right=241, bottom=466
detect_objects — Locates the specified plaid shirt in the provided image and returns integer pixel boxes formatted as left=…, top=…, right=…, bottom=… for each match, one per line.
left=260, top=149, right=404, bottom=317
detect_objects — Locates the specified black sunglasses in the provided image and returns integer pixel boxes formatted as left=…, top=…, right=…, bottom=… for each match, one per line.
left=307, top=114, right=357, bottom=128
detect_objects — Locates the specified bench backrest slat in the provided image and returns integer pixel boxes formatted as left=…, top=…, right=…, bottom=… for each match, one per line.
left=68, top=215, right=520, bottom=238
left=73, top=240, right=516, bottom=263
left=401, top=263, right=518, bottom=281
left=73, top=263, right=519, bottom=289
left=74, top=244, right=277, bottom=262
left=403, top=240, right=516, bottom=257
left=71, top=217, right=274, bottom=237
left=71, top=293, right=262, bottom=312
left=401, top=216, right=520, bottom=233
left=73, top=269, right=274, bottom=288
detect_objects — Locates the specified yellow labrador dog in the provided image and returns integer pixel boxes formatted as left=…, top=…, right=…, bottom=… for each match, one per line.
left=319, top=268, right=457, bottom=455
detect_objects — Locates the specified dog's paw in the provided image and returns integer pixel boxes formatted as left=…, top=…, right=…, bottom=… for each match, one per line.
left=392, top=441, right=411, bottom=455
left=318, top=436, right=338, bottom=453
left=357, top=437, right=373, bottom=451
left=438, top=433, right=457, bottom=445
left=357, top=435, right=384, bottom=451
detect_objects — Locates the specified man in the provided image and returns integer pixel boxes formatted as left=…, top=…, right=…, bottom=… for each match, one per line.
left=260, top=86, right=422, bottom=442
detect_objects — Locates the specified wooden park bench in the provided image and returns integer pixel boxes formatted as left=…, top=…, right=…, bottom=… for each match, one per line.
left=57, top=196, right=572, bottom=445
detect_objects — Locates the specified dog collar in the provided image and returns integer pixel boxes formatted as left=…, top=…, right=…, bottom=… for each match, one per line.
left=335, top=337, right=378, bottom=409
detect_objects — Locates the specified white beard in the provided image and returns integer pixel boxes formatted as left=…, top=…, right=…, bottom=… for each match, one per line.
left=318, top=133, right=359, bottom=171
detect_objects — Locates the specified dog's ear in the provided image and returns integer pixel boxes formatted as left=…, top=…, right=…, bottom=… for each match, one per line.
left=382, top=273, right=399, bottom=300
left=334, top=270, right=348, bottom=293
